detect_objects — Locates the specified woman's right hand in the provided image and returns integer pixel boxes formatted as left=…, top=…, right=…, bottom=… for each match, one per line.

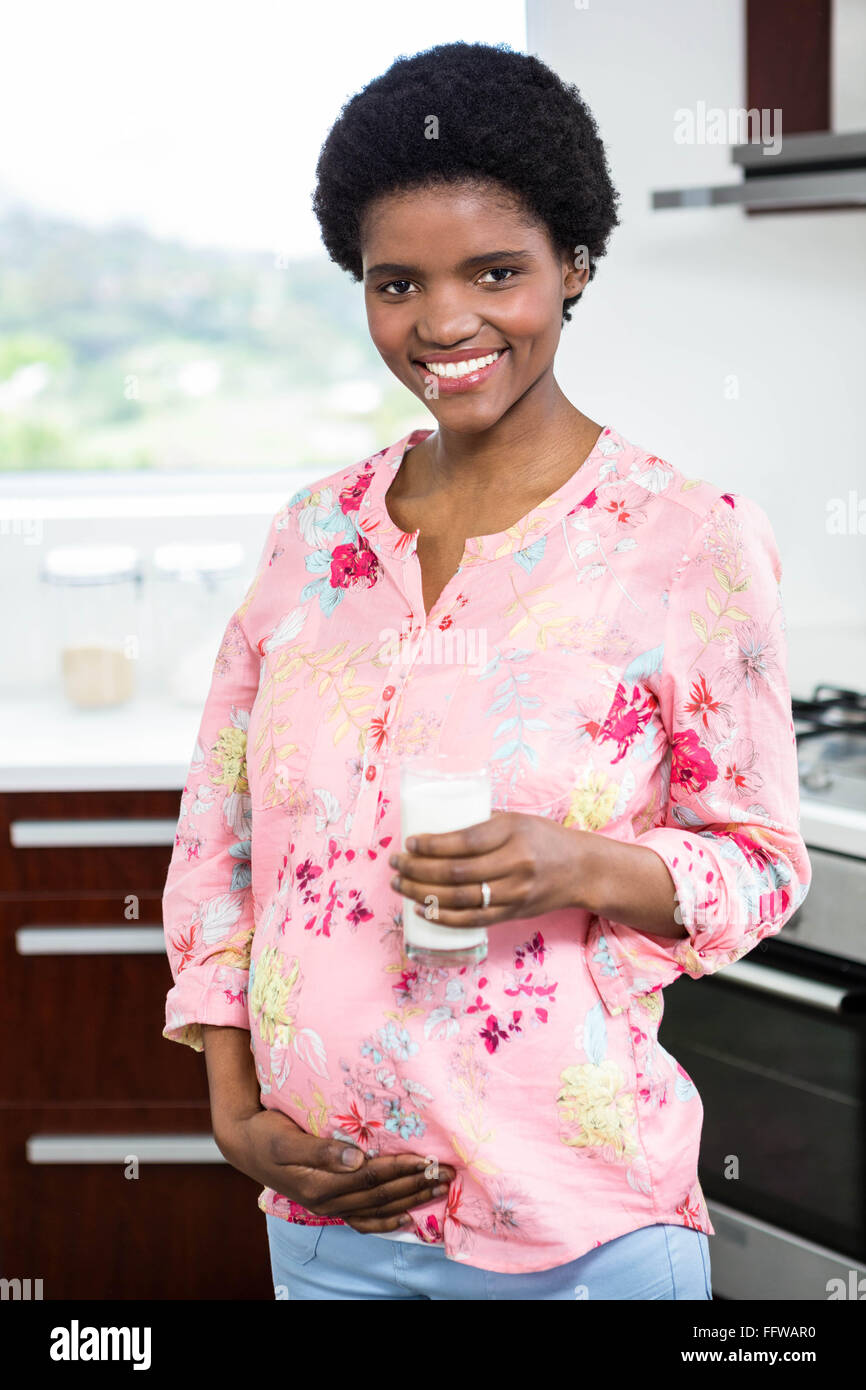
left=214, top=1106, right=456, bottom=1234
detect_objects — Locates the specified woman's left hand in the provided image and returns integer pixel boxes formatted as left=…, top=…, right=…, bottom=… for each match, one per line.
left=388, top=812, right=595, bottom=929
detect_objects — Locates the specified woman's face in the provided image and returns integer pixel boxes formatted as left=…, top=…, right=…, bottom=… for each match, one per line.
left=361, top=181, right=587, bottom=433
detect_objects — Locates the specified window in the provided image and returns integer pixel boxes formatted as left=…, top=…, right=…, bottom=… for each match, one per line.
left=0, top=1, right=526, bottom=479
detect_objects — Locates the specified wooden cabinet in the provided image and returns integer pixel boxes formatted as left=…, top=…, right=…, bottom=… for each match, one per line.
left=1, top=1108, right=271, bottom=1301
left=0, top=790, right=272, bottom=1300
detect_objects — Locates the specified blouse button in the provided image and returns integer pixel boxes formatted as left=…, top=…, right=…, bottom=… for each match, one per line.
left=365, top=765, right=377, bottom=781
left=382, top=685, right=395, bottom=701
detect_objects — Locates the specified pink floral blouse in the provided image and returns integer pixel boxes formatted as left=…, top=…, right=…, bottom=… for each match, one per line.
left=161, top=423, right=812, bottom=1274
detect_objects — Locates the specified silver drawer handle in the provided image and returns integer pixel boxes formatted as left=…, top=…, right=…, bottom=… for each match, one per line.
left=16, top=927, right=166, bottom=955
left=714, top=959, right=862, bottom=1013
left=10, top=818, right=178, bottom=849
left=26, top=1135, right=224, bottom=1164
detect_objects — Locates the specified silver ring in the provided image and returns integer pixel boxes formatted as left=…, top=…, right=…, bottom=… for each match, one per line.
left=480, top=881, right=492, bottom=909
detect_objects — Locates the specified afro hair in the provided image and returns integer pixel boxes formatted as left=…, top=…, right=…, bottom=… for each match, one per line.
left=312, top=40, right=620, bottom=324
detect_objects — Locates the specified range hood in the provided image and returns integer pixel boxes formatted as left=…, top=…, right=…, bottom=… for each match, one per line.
left=652, top=130, right=866, bottom=211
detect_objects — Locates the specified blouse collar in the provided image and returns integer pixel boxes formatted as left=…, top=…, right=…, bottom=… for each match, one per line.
left=353, top=424, right=622, bottom=565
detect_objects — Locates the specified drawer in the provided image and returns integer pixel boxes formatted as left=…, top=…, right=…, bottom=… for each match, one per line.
left=0, top=789, right=181, bottom=893
left=0, top=1105, right=272, bottom=1299
left=0, top=895, right=211, bottom=1105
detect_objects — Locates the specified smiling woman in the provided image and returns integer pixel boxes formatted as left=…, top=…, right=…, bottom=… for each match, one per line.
left=161, top=40, right=811, bottom=1301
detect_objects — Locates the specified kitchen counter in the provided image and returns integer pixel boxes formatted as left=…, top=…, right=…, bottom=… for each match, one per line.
left=0, top=691, right=202, bottom=792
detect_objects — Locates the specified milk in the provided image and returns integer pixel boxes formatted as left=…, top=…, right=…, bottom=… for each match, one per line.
left=399, top=766, right=491, bottom=961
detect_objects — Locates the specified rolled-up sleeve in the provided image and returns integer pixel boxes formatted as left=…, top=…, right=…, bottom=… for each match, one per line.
left=586, top=492, right=812, bottom=1014
left=161, top=514, right=278, bottom=1051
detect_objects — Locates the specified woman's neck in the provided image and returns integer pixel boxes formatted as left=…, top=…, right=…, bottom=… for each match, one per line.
left=393, top=378, right=603, bottom=517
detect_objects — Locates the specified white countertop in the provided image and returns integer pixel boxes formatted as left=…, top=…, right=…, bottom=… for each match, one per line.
left=0, top=691, right=202, bottom=792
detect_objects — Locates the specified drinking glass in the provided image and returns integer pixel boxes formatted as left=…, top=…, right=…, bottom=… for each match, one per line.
left=399, top=753, right=491, bottom=968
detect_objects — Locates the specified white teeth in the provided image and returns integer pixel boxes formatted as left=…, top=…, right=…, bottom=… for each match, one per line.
left=421, top=350, right=503, bottom=378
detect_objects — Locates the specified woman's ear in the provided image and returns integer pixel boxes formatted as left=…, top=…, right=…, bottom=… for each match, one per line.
left=563, top=258, right=589, bottom=300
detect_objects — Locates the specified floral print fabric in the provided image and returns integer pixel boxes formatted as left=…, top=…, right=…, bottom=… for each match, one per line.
left=161, top=424, right=811, bottom=1274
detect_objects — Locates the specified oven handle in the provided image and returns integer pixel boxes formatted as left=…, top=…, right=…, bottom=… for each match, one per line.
left=714, top=959, right=866, bottom=1014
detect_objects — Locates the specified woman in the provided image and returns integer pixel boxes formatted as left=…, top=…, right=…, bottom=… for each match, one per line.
left=161, top=41, right=811, bottom=1300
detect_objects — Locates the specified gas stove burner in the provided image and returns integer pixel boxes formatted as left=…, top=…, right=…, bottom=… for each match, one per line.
left=792, top=685, right=866, bottom=741
left=795, top=683, right=866, bottom=810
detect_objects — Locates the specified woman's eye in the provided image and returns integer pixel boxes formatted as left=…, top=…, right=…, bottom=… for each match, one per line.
left=479, top=267, right=517, bottom=284
left=380, top=268, right=518, bottom=294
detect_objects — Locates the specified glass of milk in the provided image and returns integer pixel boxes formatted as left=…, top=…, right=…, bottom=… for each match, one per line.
left=399, top=753, right=492, bottom=968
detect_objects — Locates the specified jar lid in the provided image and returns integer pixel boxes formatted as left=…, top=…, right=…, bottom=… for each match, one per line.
left=152, top=542, right=245, bottom=581
left=42, top=544, right=142, bottom=586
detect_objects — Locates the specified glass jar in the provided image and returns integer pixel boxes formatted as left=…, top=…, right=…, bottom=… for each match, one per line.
left=151, top=542, right=246, bottom=705
left=41, top=545, right=143, bottom=709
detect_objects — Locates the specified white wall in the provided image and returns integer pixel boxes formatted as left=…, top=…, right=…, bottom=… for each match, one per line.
left=528, top=0, right=866, bottom=696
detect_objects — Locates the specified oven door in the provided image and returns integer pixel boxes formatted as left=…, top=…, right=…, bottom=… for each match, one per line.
left=659, top=938, right=866, bottom=1300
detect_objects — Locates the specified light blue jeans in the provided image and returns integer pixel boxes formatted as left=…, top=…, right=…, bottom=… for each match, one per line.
left=265, top=1215, right=713, bottom=1300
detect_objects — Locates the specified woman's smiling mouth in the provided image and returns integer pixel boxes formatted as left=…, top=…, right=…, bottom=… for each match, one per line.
left=412, top=347, right=509, bottom=393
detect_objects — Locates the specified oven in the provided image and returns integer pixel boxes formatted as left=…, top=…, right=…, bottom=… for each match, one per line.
left=659, top=685, right=866, bottom=1300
